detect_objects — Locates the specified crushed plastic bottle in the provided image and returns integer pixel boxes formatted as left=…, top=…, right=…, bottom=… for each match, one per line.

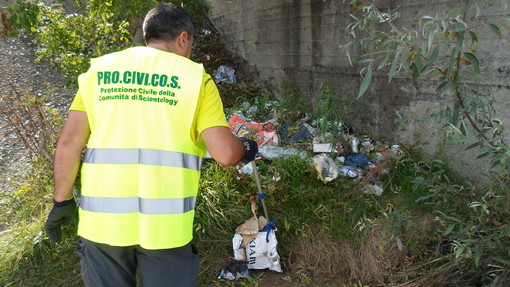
left=259, top=144, right=307, bottom=159
left=238, top=162, right=254, bottom=174
left=339, top=165, right=359, bottom=178
left=390, top=144, right=400, bottom=155
left=347, top=135, right=360, bottom=153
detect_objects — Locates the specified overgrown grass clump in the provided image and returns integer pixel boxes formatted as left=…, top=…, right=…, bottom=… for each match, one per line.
left=0, top=159, right=81, bottom=287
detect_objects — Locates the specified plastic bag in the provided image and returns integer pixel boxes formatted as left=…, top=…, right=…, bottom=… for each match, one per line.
left=227, top=113, right=279, bottom=146
left=233, top=223, right=283, bottom=273
left=313, top=153, right=339, bottom=183
left=214, top=65, right=237, bottom=84
left=217, top=259, right=250, bottom=281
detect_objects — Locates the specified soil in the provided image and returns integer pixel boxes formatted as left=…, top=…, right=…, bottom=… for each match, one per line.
left=0, top=35, right=73, bottom=196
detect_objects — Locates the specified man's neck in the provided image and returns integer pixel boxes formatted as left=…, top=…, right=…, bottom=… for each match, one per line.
left=147, top=42, right=175, bottom=53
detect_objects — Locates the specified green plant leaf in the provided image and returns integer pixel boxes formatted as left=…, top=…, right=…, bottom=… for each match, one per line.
left=377, top=53, right=391, bottom=70
left=473, top=1, right=481, bottom=16
left=396, top=237, right=403, bottom=251
left=355, top=57, right=374, bottom=63
left=357, top=68, right=372, bottom=99
left=427, top=29, right=436, bottom=51
left=412, top=62, right=420, bottom=88
left=460, top=118, right=468, bottom=136
left=454, top=20, right=467, bottom=32
left=492, top=256, right=510, bottom=265
left=487, top=23, right=502, bottom=38
left=464, top=52, right=480, bottom=74
left=444, top=224, right=455, bottom=236
left=415, top=55, right=424, bottom=72
left=451, top=102, right=460, bottom=127
left=465, top=143, right=480, bottom=150
left=473, top=245, right=482, bottom=267
left=436, top=210, right=462, bottom=222
left=429, top=45, right=440, bottom=63
left=421, top=15, right=435, bottom=21
left=460, top=1, right=473, bottom=16
left=389, top=49, right=402, bottom=82
left=468, top=31, right=478, bottom=47
left=449, top=46, right=461, bottom=73
left=346, top=48, right=353, bottom=66
left=477, top=152, right=491, bottom=159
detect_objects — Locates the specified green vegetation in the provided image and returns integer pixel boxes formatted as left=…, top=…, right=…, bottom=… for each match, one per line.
left=0, top=86, right=73, bottom=286
left=6, top=0, right=211, bottom=84
left=342, top=0, right=510, bottom=171
left=3, top=91, right=509, bottom=286
left=1, top=0, right=509, bottom=286
left=339, top=0, right=510, bottom=285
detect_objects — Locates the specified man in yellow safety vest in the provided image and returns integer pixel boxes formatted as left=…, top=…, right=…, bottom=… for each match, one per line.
left=44, top=3, right=257, bottom=286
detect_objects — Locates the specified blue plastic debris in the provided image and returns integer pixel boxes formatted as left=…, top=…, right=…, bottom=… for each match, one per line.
left=214, top=65, right=237, bottom=84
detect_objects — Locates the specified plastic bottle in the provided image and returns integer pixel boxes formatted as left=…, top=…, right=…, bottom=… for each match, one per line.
left=339, top=165, right=358, bottom=178
left=259, top=144, right=307, bottom=159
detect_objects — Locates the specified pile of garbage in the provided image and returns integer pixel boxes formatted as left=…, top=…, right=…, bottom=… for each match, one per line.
left=226, top=101, right=402, bottom=196
left=217, top=99, right=403, bottom=282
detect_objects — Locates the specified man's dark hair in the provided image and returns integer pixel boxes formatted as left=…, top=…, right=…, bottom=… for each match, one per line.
left=143, top=3, right=194, bottom=44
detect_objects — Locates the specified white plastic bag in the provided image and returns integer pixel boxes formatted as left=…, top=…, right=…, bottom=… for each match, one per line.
left=232, top=227, right=283, bottom=273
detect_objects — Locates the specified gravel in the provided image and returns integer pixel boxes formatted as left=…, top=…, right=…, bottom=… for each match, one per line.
left=0, top=35, right=75, bottom=195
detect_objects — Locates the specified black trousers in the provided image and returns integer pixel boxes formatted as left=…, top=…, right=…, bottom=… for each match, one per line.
left=77, top=237, right=200, bottom=287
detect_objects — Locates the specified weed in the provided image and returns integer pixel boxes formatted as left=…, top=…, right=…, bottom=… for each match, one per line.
left=0, top=83, right=62, bottom=162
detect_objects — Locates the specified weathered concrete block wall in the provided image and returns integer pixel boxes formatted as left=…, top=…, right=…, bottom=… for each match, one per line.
left=208, top=0, right=510, bottom=181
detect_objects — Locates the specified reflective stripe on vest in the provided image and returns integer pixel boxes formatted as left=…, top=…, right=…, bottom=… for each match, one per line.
left=84, top=148, right=204, bottom=170
left=80, top=195, right=196, bottom=214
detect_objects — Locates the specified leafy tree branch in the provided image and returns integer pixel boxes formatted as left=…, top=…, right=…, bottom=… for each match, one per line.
left=341, top=0, right=510, bottom=170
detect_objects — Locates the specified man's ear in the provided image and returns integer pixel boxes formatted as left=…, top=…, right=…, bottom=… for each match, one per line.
left=178, top=31, right=190, bottom=48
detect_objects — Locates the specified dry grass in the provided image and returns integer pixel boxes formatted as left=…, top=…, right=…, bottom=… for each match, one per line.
left=285, top=226, right=408, bottom=285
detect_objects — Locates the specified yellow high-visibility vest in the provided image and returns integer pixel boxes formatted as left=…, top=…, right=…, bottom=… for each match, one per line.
left=76, top=47, right=206, bottom=250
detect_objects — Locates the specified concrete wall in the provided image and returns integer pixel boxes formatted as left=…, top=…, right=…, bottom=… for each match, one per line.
left=208, top=0, right=510, bottom=182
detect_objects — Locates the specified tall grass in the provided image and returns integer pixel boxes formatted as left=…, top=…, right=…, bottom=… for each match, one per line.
left=0, top=158, right=82, bottom=287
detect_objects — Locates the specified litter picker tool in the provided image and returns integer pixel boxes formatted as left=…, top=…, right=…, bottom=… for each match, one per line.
left=224, top=160, right=282, bottom=275
left=251, top=161, right=269, bottom=221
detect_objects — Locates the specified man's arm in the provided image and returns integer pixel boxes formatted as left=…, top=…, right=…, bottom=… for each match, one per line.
left=53, top=110, right=90, bottom=202
left=201, top=126, right=250, bottom=166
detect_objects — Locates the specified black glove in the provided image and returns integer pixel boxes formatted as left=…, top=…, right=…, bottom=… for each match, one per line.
left=240, top=137, right=258, bottom=164
left=44, top=198, right=77, bottom=242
